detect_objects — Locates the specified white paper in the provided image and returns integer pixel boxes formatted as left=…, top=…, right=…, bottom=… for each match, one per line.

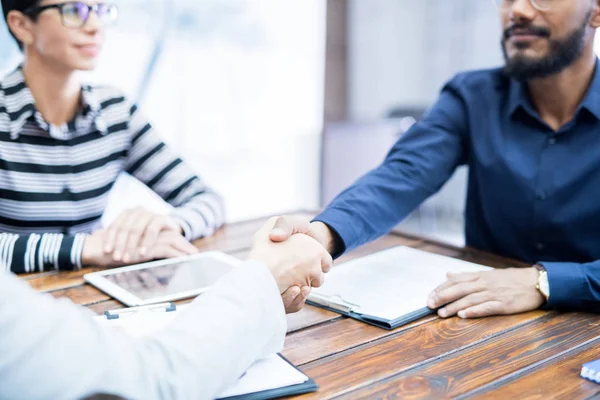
left=95, top=305, right=308, bottom=398
left=216, top=355, right=308, bottom=398
left=309, top=246, right=491, bottom=321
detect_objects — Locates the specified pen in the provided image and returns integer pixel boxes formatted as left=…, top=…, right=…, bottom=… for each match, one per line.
left=104, top=302, right=177, bottom=320
left=308, top=293, right=357, bottom=313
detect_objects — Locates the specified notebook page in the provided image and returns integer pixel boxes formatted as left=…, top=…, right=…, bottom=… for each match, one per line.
left=217, top=355, right=308, bottom=398
left=310, top=246, right=491, bottom=321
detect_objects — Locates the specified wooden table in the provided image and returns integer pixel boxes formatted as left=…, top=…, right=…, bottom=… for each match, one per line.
left=23, top=214, right=600, bottom=399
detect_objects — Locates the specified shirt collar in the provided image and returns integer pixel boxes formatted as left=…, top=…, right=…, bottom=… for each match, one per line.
left=508, top=58, right=600, bottom=121
left=3, top=65, right=108, bottom=140
left=579, top=58, right=600, bottom=121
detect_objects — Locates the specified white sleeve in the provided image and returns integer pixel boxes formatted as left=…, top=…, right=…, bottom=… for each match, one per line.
left=0, top=261, right=286, bottom=400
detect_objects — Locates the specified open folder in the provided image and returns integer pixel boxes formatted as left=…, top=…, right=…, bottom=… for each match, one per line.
left=307, top=246, right=491, bottom=330
left=94, top=304, right=317, bottom=400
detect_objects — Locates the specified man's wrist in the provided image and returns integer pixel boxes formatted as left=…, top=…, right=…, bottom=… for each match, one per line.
left=310, top=221, right=340, bottom=255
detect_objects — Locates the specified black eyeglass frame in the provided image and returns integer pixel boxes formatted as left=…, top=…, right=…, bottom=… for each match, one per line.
left=23, top=2, right=118, bottom=28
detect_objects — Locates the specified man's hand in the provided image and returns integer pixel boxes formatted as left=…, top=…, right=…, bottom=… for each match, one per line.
left=83, top=230, right=198, bottom=267
left=249, top=217, right=333, bottom=314
left=427, top=267, right=545, bottom=319
left=103, top=207, right=183, bottom=263
left=281, top=286, right=313, bottom=314
left=269, top=216, right=337, bottom=254
left=267, top=216, right=338, bottom=312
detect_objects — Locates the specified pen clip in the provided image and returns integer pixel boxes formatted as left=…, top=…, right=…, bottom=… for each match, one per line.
left=308, top=293, right=360, bottom=314
left=104, top=302, right=177, bottom=320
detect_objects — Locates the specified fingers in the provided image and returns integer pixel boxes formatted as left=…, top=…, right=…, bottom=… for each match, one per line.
left=138, top=217, right=170, bottom=257
left=283, top=286, right=300, bottom=302
left=111, top=211, right=140, bottom=262
left=428, top=272, right=481, bottom=308
left=150, top=244, right=188, bottom=260
left=269, top=216, right=310, bottom=242
left=103, top=210, right=132, bottom=253
left=447, top=271, right=481, bottom=283
left=431, top=271, right=479, bottom=295
left=310, top=270, right=326, bottom=288
left=428, top=280, right=484, bottom=309
left=105, top=208, right=183, bottom=264
left=321, top=251, right=333, bottom=273
left=168, top=235, right=199, bottom=255
left=148, top=232, right=197, bottom=260
left=457, top=301, right=504, bottom=319
left=437, top=291, right=490, bottom=318
left=282, top=286, right=301, bottom=312
left=122, top=211, right=156, bottom=263
left=285, top=286, right=311, bottom=314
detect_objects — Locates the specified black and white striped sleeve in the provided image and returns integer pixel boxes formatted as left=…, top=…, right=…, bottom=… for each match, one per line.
left=0, top=233, right=86, bottom=274
left=124, top=103, right=225, bottom=241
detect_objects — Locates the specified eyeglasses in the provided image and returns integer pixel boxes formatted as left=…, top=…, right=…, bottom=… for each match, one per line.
left=492, top=0, right=555, bottom=12
left=24, top=2, right=118, bottom=29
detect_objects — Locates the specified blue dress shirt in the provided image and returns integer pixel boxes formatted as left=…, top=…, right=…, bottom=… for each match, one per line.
left=316, top=61, right=600, bottom=312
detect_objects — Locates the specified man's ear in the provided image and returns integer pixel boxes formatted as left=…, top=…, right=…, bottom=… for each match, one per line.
left=6, top=10, right=35, bottom=47
left=590, top=0, right=600, bottom=29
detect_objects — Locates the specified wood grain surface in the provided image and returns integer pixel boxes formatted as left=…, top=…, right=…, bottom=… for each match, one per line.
left=21, top=214, right=599, bottom=399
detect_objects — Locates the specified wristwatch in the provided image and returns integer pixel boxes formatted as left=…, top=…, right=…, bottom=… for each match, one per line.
left=534, top=264, right=550, bottom=302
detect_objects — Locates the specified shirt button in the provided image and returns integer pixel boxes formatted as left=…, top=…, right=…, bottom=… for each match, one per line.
left=536, top=191, right=547, bottom=200
left=536, top=242, right=545, bottom=251
left=548, top=138, right=557, bottom=145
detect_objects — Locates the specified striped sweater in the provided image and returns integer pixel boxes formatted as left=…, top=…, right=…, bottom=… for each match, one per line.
left=0, top=66, right=224, bottom=273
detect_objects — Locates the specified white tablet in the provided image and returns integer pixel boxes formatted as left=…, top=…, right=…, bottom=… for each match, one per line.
left=84, top=252, right=241, bottom=306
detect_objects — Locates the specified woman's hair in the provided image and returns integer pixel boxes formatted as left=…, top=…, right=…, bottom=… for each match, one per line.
left=2, top=0, right=42, bottom=48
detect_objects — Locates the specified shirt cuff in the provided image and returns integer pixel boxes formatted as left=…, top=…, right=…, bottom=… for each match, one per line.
left=71, top=233, right=87, bottom=270
left=313, top=207, right=360, bottom=258
left=239, top=260, right=287, bottom=355
left=538, top=261, right=586, bottom=309
left=168, top=212, right=193, bottom=241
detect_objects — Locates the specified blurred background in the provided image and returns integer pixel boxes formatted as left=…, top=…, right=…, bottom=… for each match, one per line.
left=2, top=0, right=600, bottom=246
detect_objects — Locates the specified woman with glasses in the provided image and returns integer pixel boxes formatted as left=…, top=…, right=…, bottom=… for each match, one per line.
left=0, top=0, right=225, bottom=273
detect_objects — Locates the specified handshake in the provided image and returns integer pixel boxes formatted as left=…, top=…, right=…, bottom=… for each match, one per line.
left=82, top=210, right=338, bottom=315
left=249, top=216, right=338, bottom=314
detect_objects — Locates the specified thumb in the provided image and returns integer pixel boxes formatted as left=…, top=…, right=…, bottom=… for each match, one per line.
left=269, top=216, right=310, bottom=242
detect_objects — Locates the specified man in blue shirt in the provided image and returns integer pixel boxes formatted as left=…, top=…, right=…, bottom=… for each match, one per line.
left=273, top=0, right=600, bottom=318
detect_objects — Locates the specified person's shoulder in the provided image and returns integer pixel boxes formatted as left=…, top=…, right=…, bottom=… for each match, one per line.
left=0, top=67, right=26, bottom=103
left=446, top=67, right=510, bottom=94
left=0, top=67, right=24, bottom=90
left=0, top=88, right=7, bottom=136
left=0, top=71, right=21, bottom=136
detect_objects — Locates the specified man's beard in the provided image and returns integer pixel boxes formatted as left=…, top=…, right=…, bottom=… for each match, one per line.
left=502, top=16, right=590, bottom=82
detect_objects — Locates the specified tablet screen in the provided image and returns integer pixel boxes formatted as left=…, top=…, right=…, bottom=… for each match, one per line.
left=104, top=258, right=235, bottom=301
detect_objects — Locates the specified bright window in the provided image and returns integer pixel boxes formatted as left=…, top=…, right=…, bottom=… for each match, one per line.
left=1, top=0, right=326, bottom=223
